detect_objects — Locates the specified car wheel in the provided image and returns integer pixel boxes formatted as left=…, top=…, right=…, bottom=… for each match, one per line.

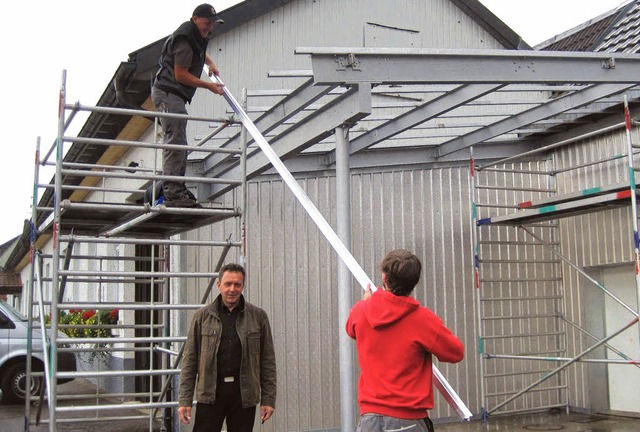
left=0, top=363, right=43, bottom=404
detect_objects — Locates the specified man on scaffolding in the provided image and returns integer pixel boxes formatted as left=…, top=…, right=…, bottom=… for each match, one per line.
left=151, top=3, right=225, bottom=207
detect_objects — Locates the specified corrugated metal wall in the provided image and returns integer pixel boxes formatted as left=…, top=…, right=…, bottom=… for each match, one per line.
left=181, top=126, right=640, bottom=430
left=552, top=126, right=639, bottom=410
left=174, top=132, right=639, bottom=428
left=183, top=164, right=479, bottom=430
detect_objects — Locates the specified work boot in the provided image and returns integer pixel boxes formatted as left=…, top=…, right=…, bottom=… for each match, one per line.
left=164, top=197, right=202, bottom=208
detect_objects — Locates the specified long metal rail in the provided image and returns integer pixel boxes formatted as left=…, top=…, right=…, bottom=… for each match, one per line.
left=212, top=73, right=473, bottom=421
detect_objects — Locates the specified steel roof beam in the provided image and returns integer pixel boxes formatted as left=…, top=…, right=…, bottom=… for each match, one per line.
left=202, top=78, right=336, bottom=174
left=325, top=83, right=503, bottom=165
left=256, top=139, right=537, bottom=174
left=436, top=83, right=635, bottom=157
left=205, top=84, right=372, bottom=199
left=296, top=47, right=640, bottom=84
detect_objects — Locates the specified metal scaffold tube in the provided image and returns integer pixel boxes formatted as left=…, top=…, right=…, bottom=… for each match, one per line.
left=24, top=137, right=41, bottom=428
left=471, top=153, right=570, bottom=419
left=48, top=70, right=67, bottom=428
left=488, top=316, right=640, bottom=414
left=623, top=96, right=640, bottom=345
left=469, top=147, right=487, bottom=420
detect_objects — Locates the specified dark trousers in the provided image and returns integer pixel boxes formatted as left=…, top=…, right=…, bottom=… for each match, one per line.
left=192, top=381, right=257, bottom=432
left=150, top=86, right=190, bottom=200
left=424, top=417, right=435, bottom=432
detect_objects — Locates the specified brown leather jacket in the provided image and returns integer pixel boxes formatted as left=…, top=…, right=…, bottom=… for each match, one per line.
left=178, top=295, right=277, bottom=408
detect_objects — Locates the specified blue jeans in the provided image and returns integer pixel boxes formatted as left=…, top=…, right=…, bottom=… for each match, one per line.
left=150, top=86, right=190, bottom=200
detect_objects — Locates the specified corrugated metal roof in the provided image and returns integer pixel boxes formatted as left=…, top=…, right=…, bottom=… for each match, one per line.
left=597, top=1, right=640, bottom=52
left=538, top=0, right=638, bottom=52
left=541, top=13, right=618, bottom=51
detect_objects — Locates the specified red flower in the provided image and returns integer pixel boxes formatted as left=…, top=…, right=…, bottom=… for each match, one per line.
left=109, top=309, right=118, bottom=318
left=82, top=310, right=96, bottom=320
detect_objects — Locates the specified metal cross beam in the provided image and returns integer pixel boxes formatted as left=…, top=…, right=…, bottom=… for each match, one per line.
left=324, top=83, right=504, bottom=165
left=437, top=82, right=636, bottom=157
left=296, top=47, right=640, bottom=85
left=202, top=78, right=336, bottom=174
left=206, top=84, right=372, bottom=199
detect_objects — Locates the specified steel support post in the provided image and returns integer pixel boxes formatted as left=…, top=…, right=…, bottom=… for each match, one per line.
left=335, top=126, right=355, bottom=432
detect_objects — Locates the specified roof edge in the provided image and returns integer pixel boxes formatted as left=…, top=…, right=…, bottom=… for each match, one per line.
left=449, top=0, right=532, bottom=50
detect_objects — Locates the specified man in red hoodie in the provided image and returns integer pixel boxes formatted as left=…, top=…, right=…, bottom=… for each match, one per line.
left=346, top=249, right=464, bottom=432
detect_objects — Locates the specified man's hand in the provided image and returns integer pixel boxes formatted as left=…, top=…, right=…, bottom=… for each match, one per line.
left=206, top=81, right=225, bottom=95
left=207, top=64, right=220, bottom=77
left=260, top=405, right=275, bottom=423
left=363, top=284, right=373, bottom=300
left=178, top=406, right=192, bottom=424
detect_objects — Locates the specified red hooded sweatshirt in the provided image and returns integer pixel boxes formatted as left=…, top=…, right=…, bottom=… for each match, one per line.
left=346, top=289, right=464, bottom=419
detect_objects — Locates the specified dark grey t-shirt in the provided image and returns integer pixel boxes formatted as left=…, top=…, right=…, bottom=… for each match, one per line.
left=174, top=38, right=193, bottom=69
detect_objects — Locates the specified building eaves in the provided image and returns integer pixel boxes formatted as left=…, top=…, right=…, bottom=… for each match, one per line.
left=0, top=220, right=30, bottom=272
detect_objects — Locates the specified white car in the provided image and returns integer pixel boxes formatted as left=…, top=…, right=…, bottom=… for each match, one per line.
left=0, top=300, right=76, bottom=403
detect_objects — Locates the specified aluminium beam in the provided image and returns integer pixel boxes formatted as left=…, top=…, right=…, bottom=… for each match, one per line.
left=296, top=47, right=640, bottom=85
left=437, top=83, right=636, bottom=157
left=525, top=102, right=640, bottom=161
left=325, top=84, right=503, bottom=165
left=202, top=78, right=336, bottom=174
left=206, top=84, right=372, bottom=199
left=213, top=74, right=472, bottom=420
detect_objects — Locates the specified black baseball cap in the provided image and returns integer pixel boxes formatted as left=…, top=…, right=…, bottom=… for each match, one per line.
left=193, top=3, right=224, bottom=24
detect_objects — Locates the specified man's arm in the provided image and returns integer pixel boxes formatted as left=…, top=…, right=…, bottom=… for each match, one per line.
left=178, top=314, right=201, bottom=424
left=260, top=310, right=277, bottom=421
left=174, top=65, right=224, bottom=95
left=171, top=38, right=223, bottom=95
left=430, top=324, right=464, bottom=364
left=205, top=53, right=219, bottom=76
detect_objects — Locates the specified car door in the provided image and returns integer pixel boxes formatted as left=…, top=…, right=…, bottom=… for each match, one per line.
left=0, top=306, right=16, bottom=364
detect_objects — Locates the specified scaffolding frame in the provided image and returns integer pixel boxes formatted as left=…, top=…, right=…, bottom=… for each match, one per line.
left=470, top=96, right=640, bottom=420
left=24, top=70, right=248, bottom=431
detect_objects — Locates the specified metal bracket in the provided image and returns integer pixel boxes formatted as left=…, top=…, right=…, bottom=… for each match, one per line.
left=335, top=53, right=361, bottom=71
left=602, top=57, right=616, bottom=69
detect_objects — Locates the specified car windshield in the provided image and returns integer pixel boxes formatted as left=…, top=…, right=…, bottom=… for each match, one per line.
left=0, top=300, right=29, bottom=322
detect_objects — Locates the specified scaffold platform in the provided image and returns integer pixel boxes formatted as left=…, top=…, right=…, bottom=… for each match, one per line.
left=478, top=188, right=635, bottom=226
left=40, top=200, right=240, bottom=238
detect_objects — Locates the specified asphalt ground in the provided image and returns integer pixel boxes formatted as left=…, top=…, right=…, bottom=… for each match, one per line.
left=0, top=378, right=161, bottom=432
left=1, top=380, right=639, bottom=431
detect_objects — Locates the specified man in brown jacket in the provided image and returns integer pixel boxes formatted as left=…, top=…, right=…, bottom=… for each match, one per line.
left=178, top=263, right=277, bottom=431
